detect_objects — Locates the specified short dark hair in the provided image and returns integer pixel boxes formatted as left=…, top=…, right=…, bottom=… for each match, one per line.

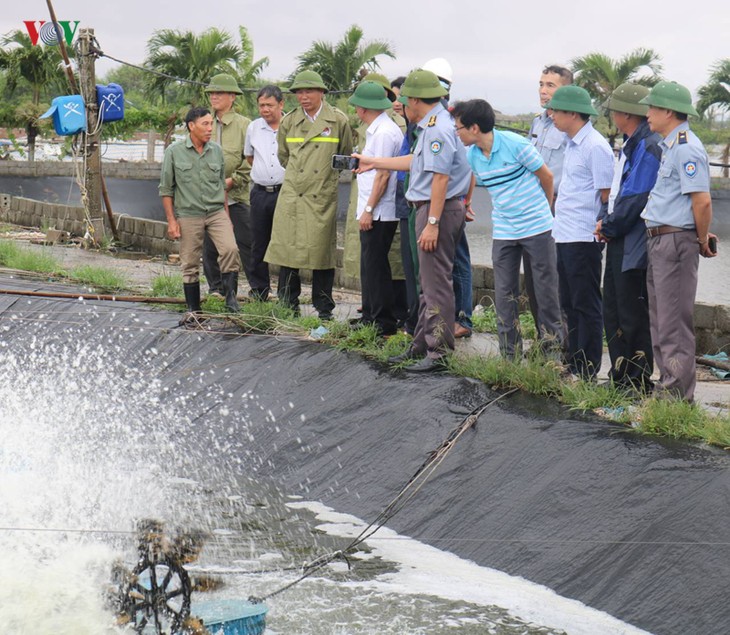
left=420, top=96, right=442, bottom=105
left=542, top=65, right=573, bottom=85
left=579, top=112, right=590, bottom=122
left=675, top=111, right=688, bottom=121
left=391, top=76, right=406, bottom=89
left=451, top=99, right=495, bottom=134
left=185, top=107, right=211, bottom=131
left=257, top=85, right=284, bottom=102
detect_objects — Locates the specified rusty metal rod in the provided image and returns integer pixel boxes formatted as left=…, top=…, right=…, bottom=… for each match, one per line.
left=0, top=288, right=184, bottom=304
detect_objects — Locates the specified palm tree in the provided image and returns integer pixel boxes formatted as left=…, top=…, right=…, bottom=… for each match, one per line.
left=571, top=48, right=663, bottom=146
left=697, top=59, right=730, bottom=176
left=233, top=26, right=269, bottom=112
left=0, top=30, right=67, bottom=161
left=144, top=27, right=243, bottom=106
left=294, top=25, right=395, bottom=93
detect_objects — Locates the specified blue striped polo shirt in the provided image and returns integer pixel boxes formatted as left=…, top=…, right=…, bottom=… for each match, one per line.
left=467, top=130, right=553, bottom=240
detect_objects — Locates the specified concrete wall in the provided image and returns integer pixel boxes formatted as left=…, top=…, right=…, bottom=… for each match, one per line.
left=0, top=190, right=728, bottom=354
left=0, top=160, right=161, bottom=180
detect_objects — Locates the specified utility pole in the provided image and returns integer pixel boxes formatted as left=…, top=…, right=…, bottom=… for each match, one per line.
left=77, top=28, right=104, bottom=242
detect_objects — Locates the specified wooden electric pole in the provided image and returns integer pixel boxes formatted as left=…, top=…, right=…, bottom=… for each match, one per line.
left=77, top=28, right=104, bottom=242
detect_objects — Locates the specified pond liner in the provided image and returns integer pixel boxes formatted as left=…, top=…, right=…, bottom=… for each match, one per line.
left=1, top=277, right=728, bottom=635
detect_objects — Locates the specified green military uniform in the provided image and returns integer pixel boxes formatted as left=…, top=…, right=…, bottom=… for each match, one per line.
left=343, top=110, right=407, bottom=281
left=265, top=100, right=353, bottom=269
left=212, top=111, right=252, bottom=203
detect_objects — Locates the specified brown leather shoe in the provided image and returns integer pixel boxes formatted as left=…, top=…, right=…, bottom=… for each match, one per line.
left=454, top=323, right=472, bottom=339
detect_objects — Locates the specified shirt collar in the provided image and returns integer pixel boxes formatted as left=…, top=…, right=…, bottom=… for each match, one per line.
left=367, top=111, right=390, bottom=135
left=216, top=110, right=237, bottom=126
left=569, top=120, right=593, bottom=146
left=304, top=102, right=324, bottom=123
left=185, top=135, right=210, bottom=153
left=417, top=103, right=445, bottom=130
left=661, top=121, right=690, bottom=150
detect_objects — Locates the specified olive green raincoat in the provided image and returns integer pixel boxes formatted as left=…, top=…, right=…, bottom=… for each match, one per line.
left=265, top=101, right=353, bottom=269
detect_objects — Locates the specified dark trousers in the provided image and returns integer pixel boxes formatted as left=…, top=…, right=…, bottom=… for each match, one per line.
left=413, top=198, right=466, bottom=358
left=452, top=229, right=473, bottom=329
left=603, top=238, right=653, bottom=389
left=556, top=241, right=604, bottom=379
left=203, top=202, right=251, bottom=292
left=249, top=186, right=279, bottom=299
left=399, top=217, right=419, bottom=335
left=278, top=267, right=335, bottom=317
left=360, top=219, right=398, bottom=335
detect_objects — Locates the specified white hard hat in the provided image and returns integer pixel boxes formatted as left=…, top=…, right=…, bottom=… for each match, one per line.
left=422, top=58, right=453, bottom=85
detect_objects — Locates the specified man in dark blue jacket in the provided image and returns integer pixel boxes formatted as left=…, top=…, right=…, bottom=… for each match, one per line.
left=595, top=83, right=662, bottom=392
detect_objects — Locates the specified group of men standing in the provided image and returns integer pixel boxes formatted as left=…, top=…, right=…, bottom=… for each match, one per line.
left=159, top=60, right=715, bottom=400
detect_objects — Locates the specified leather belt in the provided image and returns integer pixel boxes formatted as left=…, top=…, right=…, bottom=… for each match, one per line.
left=646, top=225, right=692, bottom=238
left=411, top=197, right=460, bottom=208
left=253, top=183, right=282, bottom=193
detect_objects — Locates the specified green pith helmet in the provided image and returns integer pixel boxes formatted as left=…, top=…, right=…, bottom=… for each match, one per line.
left=289, top=70, right=328, bottom=93
left=639, top=80, right=699, bottom=117
left=204, top=73, right=242, bottom=95
left=546, top=85, right=598, bottom=116
left=400, top=69, right=447, bottom=99
left=348, top=81, right=392, bottom=110
left=397, top=94, right=408, bottom=107
left=604, top=83, right=650, bottom=116
left=361, top=72, right=396, bottom=101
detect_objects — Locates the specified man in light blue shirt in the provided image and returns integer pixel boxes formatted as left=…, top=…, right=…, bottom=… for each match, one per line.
left=640, top=81, right=716, bottom=401
left=547, top=86, right=614, bottom=379
left=452, top=98, right=563, bottom=359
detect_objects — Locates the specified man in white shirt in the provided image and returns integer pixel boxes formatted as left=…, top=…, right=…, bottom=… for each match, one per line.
left=244, top=85, right=286, bottom=301
left=349, top=81, right=404, bottom=336
left=547, top=85, right=614, bottom=380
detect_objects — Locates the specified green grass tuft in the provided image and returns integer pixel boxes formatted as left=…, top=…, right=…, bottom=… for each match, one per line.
left=150, top=272, right=184, bottom=298
left=68, top=265, right=128, bottom=291
left=0, top=240, right=60, bottom=274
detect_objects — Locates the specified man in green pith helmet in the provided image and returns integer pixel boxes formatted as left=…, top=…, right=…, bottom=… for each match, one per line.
left=547, top=84, right=614, bottom=381
left=349, top=81, right=404, bottom=335
left=639, top=81, right=716, bottom=402
left=203, top=73, right=252, bottom=300
left=343, top=72, right=408, bottom=325
left=594, top=83, right=661, bottom=393
left=264, top=70, right=353, bottom=320
left=355, top=69, right=472, bottom=372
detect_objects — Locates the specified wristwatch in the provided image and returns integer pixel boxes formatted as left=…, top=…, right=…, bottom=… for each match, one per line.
left=364, top=205, right=373, bottom=213
left=428, top=216, right=440, bottom=226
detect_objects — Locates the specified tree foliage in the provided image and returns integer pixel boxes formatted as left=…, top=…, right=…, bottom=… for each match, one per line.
left=697, top=59, right=730, bottom=117
left=142, top=26, right=268, bottom=112
left=294, top=25, right=395, bottom=92
left=0, top=30, right=68, bottom=105
left=571, top=48, right=663, bottom=105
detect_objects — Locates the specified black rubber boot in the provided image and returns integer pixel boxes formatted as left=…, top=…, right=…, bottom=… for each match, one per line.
left=183, top=282, right=201, bottom=313
left=221, top=271, right=240, bottom=313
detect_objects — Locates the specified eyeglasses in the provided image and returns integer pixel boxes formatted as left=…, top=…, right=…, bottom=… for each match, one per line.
left=455, top=125, right=466, bottom=132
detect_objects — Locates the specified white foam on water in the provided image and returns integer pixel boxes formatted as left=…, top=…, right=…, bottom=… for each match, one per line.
left=289, top=501, right=653, bottom=635
left=0, top=333, right=195, bottom=633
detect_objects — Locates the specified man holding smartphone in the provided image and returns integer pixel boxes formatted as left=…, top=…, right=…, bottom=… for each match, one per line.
left=640, top=81, right=716, bottom=401
left=349, top=81, right=404, bottom=336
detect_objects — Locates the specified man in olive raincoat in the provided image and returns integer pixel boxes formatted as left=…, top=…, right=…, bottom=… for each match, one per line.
left=265, top=70, right=353, bottom=319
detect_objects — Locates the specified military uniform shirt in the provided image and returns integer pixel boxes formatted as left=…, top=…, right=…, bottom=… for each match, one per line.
left=529, top=110, right=568, bottom=192
left=641, top=122, right=710, bottom=229
left=407, top=103, right=471, bottom=202
left=213, top=110, right=251, bottom=204
left=158, top=137, right=225, bottom=218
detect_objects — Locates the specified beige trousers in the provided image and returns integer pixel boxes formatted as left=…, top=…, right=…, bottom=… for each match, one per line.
left=178, top=210, right=239, bottom=283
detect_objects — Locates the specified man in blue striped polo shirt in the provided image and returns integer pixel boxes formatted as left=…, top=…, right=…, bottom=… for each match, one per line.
left=452, top=99, right=563, bottom=359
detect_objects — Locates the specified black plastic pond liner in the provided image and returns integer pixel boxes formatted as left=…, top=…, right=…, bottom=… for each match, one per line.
left=1, top=277, right=728, bottom=635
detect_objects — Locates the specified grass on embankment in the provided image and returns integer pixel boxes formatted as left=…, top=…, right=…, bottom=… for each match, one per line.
left=1, top=240, right=728, bottom=450
left=0, top=239, right=129, bottom=292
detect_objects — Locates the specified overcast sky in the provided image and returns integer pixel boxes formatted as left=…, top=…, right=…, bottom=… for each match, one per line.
left=4, top=0, right=729, bottom=114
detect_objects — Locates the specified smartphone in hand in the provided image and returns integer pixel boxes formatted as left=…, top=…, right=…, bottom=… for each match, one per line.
left=331, top=154, right=359, bottom=171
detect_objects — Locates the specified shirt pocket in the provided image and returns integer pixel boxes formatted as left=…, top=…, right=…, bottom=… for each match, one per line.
left=657, top=164, right=674, bottom=180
